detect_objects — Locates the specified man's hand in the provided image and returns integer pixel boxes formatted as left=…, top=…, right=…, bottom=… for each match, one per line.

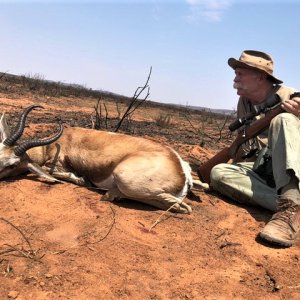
left=282, top=97, right=300, bottom=117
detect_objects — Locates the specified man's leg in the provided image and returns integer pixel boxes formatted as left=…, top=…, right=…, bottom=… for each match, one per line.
left=210, top=162, right=278, bottom=211
left=259, top=113, right=300, bottom=247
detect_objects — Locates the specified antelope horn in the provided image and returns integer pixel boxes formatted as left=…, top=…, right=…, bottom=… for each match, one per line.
left=3, top=105, right=43, bottom=146
left=14, top=123, right=64, bottom=157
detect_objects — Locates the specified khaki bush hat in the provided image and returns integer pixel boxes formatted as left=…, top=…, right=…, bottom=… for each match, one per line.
left=228, top=50, right=283, bottom=84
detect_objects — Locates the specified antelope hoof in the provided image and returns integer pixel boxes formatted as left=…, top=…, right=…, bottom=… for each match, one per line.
left=171, top=202, right=192, bottom=214
left=101, top=192, right=115, bottom=202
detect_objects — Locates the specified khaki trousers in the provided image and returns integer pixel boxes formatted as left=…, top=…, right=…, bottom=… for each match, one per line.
left=210, top=113, right=300, bottom=212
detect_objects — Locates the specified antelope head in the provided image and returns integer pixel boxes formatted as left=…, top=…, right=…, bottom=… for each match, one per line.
left=0, top=105, right=63, bottom=181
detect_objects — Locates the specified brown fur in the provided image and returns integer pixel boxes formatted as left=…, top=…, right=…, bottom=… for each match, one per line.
left=29, top=128, right=184, bottom=189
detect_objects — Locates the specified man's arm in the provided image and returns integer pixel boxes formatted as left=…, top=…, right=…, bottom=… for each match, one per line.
left=197, top=104, right=285, bottom=183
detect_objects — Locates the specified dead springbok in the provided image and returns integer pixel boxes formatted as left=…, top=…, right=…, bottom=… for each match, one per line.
left=0, top=105, right=207, bottom=213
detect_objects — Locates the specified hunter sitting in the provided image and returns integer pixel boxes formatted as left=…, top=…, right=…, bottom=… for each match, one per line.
left=208, top=50, right=300, bottom=247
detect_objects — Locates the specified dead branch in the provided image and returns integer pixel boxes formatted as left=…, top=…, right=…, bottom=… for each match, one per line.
left=219, top=239, right=241, bottom=249
left=148, top=201, right=180, bottom=232
left=103, top=102, right=108, bottom=129
left=0, top=217, right=33, bottom=250
left=114, top=66, right=152, bottom=132
left=86, top=205, right=116, bottom=245
left=0, top=217, right=43, bottom=261
left=92, top=97, right=102, bottom=129
left=148, top=215, right=173, bottom=232
left=91, top=96, right=109, bottom=130
left=214, top=230, right=226, bottom=240
left=183, top=111, right=214, bottom=147
left=115, top=101, right=122, bottom=119
left=216, top=114, right=230, bottom=141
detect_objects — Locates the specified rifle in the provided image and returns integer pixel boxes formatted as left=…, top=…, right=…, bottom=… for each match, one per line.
left=197, top=92, right=300, bottom=184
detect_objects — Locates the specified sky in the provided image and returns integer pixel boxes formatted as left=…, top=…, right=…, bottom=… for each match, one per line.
left=1, top=0, right=300, bottom=110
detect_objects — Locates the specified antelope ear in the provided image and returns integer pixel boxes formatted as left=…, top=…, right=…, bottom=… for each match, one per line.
left=0, top=113, right=11, bottom=142
left=27, top=162, right=63, bottom=183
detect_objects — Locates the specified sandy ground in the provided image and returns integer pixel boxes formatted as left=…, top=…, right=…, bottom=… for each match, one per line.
left=0, top=95, right=300, bottom=300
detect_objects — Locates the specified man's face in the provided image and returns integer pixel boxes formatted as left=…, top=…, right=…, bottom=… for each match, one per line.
left=233, top=67, right=262, bottom=98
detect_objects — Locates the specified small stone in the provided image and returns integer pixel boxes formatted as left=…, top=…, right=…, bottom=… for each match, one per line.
left=8, top=290, right=19, bottom=299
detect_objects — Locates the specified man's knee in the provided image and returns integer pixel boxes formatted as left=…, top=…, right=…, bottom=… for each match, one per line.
left=271, top=112, right=299, bottom=127
left=210, top=163, right=229, bottom=185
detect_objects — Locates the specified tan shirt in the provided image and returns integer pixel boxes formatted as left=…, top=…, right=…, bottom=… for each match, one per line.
left=236, top=85, right=296, bottom=160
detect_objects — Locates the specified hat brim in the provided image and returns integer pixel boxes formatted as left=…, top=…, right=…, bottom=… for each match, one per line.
left=228, top=58, right=283, bottom=84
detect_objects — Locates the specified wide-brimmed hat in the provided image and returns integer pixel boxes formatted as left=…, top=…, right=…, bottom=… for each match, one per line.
left=228, top=50, right=283, bottom=84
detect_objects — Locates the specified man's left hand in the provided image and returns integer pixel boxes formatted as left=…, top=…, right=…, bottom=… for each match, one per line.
left=282, top=97, right=300, bottom=116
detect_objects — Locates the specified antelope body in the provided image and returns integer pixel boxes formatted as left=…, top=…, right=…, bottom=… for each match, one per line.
left=0, top=106, right=201, bottom=213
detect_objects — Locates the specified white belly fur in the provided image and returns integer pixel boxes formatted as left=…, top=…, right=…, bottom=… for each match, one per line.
left=92, top=175, right=114, bottom=190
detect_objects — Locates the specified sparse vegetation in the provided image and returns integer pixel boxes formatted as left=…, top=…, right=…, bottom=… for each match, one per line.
left=0, top=70, right=235, bottom=148
left=154, top=113, right=173, bottom=128
left=0, top=71, right=131, bottom=101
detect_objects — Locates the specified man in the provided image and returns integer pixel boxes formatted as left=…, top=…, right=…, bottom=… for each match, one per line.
left=209, top=50, right=300, bottom=247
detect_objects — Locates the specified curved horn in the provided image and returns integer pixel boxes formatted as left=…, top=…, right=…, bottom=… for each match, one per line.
left=14, top=123, right=64, bottom=157
left=3, top=105, right=44, bottom=146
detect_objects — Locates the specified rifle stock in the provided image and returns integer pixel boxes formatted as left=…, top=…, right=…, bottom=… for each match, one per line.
left=197, top=104, right=285, bottom=183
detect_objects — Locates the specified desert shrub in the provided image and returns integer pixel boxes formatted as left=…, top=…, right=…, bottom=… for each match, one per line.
left=154, top=113, right=172, bottom=128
